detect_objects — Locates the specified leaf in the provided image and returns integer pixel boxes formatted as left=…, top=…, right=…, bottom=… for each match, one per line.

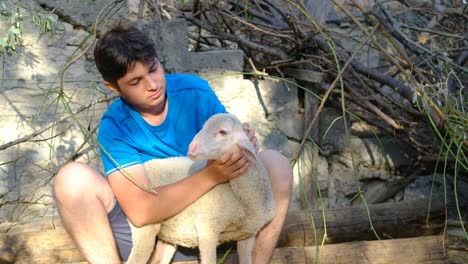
left=417, top=33, right=429, bottom=44
left=0, top=36, right=7, bottom=46
left=47, top=14, right=56, bottom=23
left=9, top=26, right=20, bottom=35
left=32, top=14, right=40, bottom=25
left=413, top=88, right=419, bottom=104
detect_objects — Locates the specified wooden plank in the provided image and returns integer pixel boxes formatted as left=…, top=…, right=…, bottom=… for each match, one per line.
left=0, top=217, right=63, bottom=234
left=0, top=227, right=84, bottom=263
left=297, top=235, right=447, bottom=264
left=278, top=199, right=445, bottom=247
left=0, top=199, right=445, bottom=263
left=169, top=235, right=448, bottom=264
left=0, top=231, right=447, bottom=263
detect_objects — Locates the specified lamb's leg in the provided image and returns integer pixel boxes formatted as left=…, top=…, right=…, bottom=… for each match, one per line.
left=149, top=239, right=177, bottom=264
left=237, top=236, right=255, bottom=264
left=198, top=237, right=218, bottom=264
left=194, top=220, right=219, bottom=264
left=126, top=223, right=160, bottom=264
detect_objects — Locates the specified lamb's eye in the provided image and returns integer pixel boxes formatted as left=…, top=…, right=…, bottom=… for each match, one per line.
left=219, top=129, right=228, bottom=136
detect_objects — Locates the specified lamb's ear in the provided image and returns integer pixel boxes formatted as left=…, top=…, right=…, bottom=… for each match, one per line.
left=237, top=139, right=258, bottom=163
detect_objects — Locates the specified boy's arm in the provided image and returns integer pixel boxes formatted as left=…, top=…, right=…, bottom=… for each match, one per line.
left=108, top=148, right=249, bottom=227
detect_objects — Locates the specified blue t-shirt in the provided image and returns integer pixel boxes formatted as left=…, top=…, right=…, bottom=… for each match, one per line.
left=98, top=74, right=226, bottom=176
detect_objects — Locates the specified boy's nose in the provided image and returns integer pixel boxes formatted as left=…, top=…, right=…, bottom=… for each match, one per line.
left=146, top=77, right=157, bottom=91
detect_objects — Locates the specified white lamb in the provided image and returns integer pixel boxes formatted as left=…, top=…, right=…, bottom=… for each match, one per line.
left=125, top=113, right=276, bottom=264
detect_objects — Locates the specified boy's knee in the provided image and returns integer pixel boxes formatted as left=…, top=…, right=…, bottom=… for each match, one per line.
left=54, top=162, right=102, bottom=201
left=259, top=149, right=293, bottom=192
left=54, top=162, right=115, bottom=215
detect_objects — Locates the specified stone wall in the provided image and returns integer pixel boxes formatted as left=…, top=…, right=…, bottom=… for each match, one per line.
left=0, top=1, right=445, bottom=223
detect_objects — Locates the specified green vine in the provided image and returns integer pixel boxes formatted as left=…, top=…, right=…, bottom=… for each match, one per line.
left=0, top=0, right=56, bottom=56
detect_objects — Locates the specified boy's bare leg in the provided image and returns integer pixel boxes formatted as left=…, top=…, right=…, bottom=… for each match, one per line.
left=54, top=162, right=120, bottom=264
left=253, top=150, right=293, bottom=263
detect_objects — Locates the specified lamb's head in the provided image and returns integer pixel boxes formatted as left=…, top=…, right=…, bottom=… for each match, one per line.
left=188, top=113, right=255, bottom=161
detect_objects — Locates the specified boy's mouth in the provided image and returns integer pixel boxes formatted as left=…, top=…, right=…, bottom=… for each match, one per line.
left=148, top=89, right=162, bottom=100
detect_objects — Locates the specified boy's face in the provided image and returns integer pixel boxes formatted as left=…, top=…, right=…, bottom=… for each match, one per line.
left=105, top=60, right=166, bottom=115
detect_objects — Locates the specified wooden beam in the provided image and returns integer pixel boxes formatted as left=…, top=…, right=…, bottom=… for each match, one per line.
left=278, top=198, right=445, bottom=247
left=276, top=235, right=447, bottom=264
left=0, top=227, right=83, bottom=263
left=170, top=235, right=448, bottom=264
left=11, top=235, right=443, bottom=264
left=0, top=199, right=445, bottom=263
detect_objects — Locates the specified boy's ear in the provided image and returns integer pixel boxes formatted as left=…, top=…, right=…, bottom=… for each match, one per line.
left=104, top=81, right=120, bottom=95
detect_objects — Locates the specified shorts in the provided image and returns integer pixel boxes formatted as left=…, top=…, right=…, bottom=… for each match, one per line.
left=108, top=200, right=200, bottom=262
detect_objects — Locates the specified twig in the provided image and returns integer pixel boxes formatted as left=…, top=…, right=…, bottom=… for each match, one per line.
left=136, top=0, right=146, bottom=30
left=58, top=0, right=126, bottom=93
left=227, top=0, right=275, bottom=25
left=0, top=96, right=115, bottom=151
left=400, top=25, right=465, bottom=39
left=369, top=3, right=468, bottom=75
left=184, top=13, right=289, bottom=60
left=291, top=24, right=380, bottom=165
left=333, top=0, right=410, bottom=78
left=349, top=0, right=435, bottom=86
left=247, top=58, right=268, bottom=77
left=346, top=85, right=403, bottom=130
left=214, top=9, right=296, bottom=41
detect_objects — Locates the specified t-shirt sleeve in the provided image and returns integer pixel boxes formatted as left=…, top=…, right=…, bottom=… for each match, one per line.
left=98, top=119, right=142, bottom=176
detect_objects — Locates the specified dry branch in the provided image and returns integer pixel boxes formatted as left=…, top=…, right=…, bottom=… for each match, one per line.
left=173, top=0, right=467, bottom=171
left=0, top=96, right=115, bottom=152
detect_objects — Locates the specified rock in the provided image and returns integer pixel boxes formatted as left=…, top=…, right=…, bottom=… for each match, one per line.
left=144, top=20, right=191, bottom=73
left=319, top=107, right=348, bottom=156
left=36, top=0, right=127, bottom=29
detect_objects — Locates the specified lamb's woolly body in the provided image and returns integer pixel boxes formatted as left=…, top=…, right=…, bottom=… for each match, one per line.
left=126, top=113, right=275, bottom=264
left=141, top=158, right=250, bottom=247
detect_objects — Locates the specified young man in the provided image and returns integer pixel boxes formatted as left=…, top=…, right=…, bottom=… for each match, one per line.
left=53, top=22, right=293, bottom=263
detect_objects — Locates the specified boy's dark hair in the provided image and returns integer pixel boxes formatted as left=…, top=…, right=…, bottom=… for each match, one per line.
left=94, top=22, right=158, bottom=87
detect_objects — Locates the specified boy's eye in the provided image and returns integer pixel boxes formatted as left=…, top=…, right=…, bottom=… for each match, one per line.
left=129, top=78, right=141, bottom=85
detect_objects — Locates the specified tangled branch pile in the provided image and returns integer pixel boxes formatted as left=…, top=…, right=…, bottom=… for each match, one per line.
left=157, top=0, right=467, bottom=174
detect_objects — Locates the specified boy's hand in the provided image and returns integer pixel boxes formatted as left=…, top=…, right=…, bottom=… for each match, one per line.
left=205, top=145, right=249, bottom=184
left=242, top=122, right=259, bottom=152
